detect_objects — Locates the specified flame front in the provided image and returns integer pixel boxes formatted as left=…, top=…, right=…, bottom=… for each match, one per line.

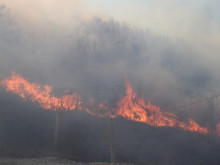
left=0, top=72, right=212, bottom=135
left=116, top=78, right=210, bottom=134
left=0, top=72, right=79, bottom=111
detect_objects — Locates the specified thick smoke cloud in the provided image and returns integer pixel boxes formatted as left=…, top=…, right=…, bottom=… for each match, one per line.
left=0, top=4, right=217, bottom=107
left=1, top=3, right=220, bottom=164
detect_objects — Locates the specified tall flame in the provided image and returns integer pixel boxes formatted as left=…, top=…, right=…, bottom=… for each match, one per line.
left=116, top=78, right=210, bottom=134
left=0, top=71, right=213, bottom=135
left=0, top=71, right=79, bottom=111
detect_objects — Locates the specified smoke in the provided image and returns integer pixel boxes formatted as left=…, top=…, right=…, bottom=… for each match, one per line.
left=1, top=0, right=97, bottom=34
left=1, top=2, right=220, bottom=164
left=0, top=2, right=219, bottom=108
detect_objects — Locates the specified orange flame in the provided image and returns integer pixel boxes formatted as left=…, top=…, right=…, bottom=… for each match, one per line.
left=0, top=71, right=80, bottom=111
left=116, top=78, right=210, bottom=134
left=0, top=71, right=213, bottom=135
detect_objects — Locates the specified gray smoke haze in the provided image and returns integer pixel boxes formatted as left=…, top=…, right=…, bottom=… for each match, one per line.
left=1, top=3, right=220, bottom=165
left=0, top=4, right=218, bottom=107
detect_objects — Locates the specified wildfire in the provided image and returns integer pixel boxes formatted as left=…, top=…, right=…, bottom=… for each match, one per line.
left=116, top=78, right=210, bottom=134
left=0, top=71, right=80, bottom=111
left=0, top=71, right=212, bottom=135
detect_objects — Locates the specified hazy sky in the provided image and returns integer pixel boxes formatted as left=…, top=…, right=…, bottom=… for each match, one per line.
left=1, top=0, right=220, bottom=56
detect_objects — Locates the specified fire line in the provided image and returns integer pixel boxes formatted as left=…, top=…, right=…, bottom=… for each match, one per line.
left=0, top=71, right=215, bottom=135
